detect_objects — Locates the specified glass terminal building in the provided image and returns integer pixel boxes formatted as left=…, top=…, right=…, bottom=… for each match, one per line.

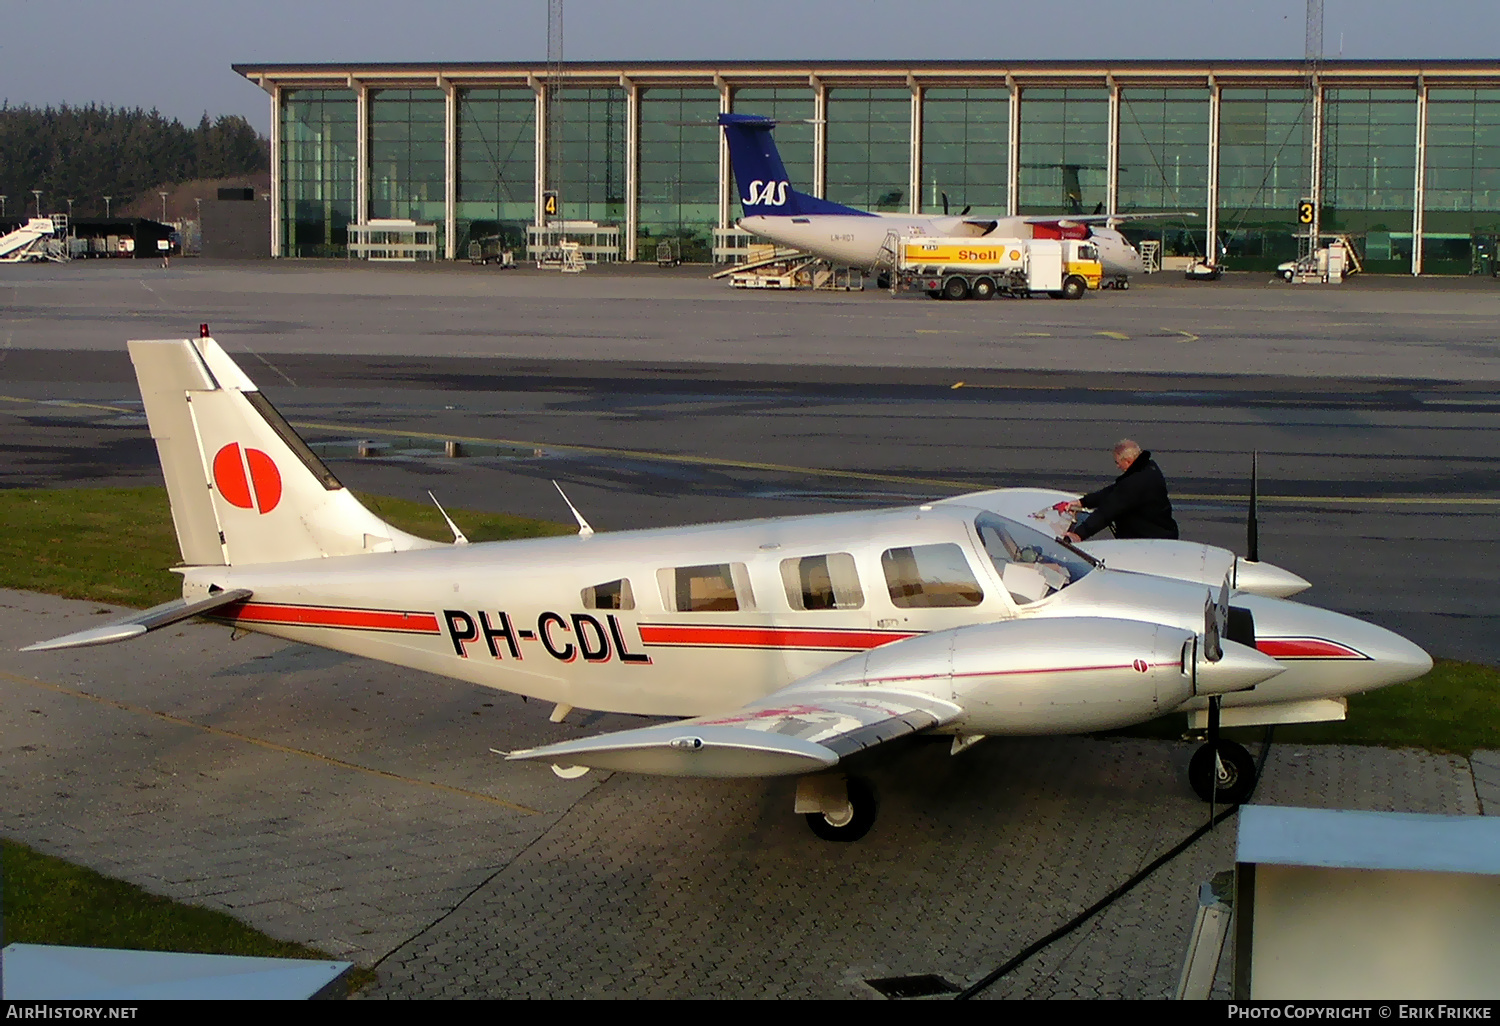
left=234, top=59, right=1500, bottom=274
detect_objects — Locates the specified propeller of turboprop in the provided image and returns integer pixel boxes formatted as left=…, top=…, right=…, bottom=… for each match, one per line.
left=939, top=193, right=973, bottom=217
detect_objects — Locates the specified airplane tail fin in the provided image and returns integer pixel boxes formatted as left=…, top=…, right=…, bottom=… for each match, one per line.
left=718, top=113, right=873, bottom=219
left=129, top=336, right=442, bottom=566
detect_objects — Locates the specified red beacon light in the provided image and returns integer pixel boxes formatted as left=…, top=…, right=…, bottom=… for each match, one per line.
left=199, top=323, right=210, bottom=338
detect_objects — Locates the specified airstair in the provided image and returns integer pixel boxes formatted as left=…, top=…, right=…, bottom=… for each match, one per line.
left=0, top=217, right=69, bottom=263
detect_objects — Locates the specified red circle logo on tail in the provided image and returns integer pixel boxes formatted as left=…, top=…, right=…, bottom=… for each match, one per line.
left=212, top=443, right=282, bottom=514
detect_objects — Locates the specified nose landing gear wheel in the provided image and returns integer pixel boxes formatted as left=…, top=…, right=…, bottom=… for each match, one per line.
left=805, top=777, right=877, bottom=842
left=1189, top=739, right=1256, bottom=805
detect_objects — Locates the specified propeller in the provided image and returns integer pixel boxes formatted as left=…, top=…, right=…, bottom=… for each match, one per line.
left=941, top=192, right=949, bottom=215
left=960, top=204, right=971, bottom=215
left=1202, top=576, right=1230, bottom=663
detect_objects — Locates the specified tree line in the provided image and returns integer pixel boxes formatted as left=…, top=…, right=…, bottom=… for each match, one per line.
left=0, top=104, right=269, bottom=219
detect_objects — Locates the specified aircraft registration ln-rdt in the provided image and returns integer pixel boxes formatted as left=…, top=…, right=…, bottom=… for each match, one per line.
left=25, top=335, right=1433, bottom=840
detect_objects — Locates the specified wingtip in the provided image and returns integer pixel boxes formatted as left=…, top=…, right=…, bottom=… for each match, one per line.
left=21, top=623, right=149, bottom=652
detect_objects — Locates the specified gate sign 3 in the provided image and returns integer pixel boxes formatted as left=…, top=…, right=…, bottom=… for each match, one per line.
left=1297, top=199, right=1316, bottom=225
left=213, top=442, right=282, bottom=514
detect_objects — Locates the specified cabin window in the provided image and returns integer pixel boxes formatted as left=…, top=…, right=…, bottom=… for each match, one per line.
left=582, top=578, right=635, bottom=610
left=881, top=543, right=984, bottom=608
left=658, top=563, right=754, bottom=612
left=780, top=553, right=864, bottom=611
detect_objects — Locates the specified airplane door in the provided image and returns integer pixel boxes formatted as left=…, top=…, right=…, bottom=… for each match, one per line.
left=869, top=541, right=1011, bottom=680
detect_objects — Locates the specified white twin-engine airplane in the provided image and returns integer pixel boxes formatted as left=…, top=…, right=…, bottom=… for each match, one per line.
left=721, top=113, right=1184, bottom=288
left=26, top=336, right=1432, bottom=841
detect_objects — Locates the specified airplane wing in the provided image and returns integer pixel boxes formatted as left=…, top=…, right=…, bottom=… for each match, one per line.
left=1026, top=211, right=1199, bottom=226
left=21, top=589, right=253, bottom=652
left=506, top=686, right=962, bottom=778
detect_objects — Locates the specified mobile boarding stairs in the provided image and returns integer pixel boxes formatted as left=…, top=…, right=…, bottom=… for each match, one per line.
left=0, top=216, right=70, bottom=263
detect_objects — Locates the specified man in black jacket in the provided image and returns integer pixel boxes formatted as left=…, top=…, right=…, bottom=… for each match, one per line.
left=1063, top=439, right=1179, bottom=542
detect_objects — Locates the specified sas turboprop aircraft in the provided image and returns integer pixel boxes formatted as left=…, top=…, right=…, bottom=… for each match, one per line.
left=721, top=112, right=1190, bottom=290
left=25, top=336, right=1433, bottom=841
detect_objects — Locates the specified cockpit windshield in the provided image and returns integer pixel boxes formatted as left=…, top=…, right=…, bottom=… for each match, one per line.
left=974, top=512, right=1094, bottom=605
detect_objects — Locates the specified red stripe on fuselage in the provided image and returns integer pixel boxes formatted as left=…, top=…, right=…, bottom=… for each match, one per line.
left=220, top=602, right=441, bottom=635
left=637, top=623, right=919, bottom=651
left=1256, top=637, right=1368, bottom=660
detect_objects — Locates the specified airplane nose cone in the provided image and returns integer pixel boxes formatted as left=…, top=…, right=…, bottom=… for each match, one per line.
left=1234, top=558, right=1312, bottom=598
left=1357, top=624, right=1434, bottom=689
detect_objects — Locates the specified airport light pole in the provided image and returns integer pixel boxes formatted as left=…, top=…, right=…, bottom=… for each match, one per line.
left=103, top=196, right=112, bottom=218
left=0, top=196, right=7, bottom=219
left=32, top=190, right=42, bottom=217
left=160, top=192, right=169, bottom=223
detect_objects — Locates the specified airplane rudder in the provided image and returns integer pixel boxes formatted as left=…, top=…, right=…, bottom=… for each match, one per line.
left=128, top=338, right=229, bottom=566
left=721, top=114, right=794, bottom=217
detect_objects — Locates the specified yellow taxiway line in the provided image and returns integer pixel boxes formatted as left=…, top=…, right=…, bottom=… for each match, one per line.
left=6, top=395, right=1500, bottom=507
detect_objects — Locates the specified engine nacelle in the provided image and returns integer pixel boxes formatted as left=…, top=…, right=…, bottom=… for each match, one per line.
left=948, top=617, right=1200, bottom=734
left=800, top=617, right=1282, bottom=736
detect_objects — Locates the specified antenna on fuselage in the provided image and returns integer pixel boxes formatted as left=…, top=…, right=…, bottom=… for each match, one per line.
left=1246, top=450, right=1260, bottom=564
left=427, top=491, right=469, bottom=545
left=552, top=480, right=594, bottom=537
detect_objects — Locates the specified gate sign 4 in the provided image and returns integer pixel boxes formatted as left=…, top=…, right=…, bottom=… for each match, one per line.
left=212, top=442, right=282, bottom=514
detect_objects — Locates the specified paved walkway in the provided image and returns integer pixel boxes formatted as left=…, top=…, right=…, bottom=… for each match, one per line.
left=0, top=589, right=1485, bottom=998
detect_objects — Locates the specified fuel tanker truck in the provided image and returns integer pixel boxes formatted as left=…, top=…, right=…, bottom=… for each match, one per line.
left=891, top=236, right=1103, bottom=300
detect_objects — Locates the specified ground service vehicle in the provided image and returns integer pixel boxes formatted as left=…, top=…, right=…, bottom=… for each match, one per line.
left=893, top=236, right=1103, bottom=300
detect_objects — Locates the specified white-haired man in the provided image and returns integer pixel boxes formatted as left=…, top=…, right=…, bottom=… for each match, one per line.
left=1063, top=439, right=1179, bottom=543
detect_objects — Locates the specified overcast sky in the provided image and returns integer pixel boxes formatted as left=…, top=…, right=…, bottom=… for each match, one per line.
left=4, top=0, right=1498, bottom=133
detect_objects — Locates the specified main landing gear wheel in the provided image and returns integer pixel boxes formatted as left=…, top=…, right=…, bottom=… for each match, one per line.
left=805, top=777, right=877, bottom=842
left=1189, top=739, right=1256, bottom=805
left=942, top=276, right=970, bottom=301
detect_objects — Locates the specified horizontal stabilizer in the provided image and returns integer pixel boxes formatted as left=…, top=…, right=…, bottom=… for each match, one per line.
left=22, top=588, right=253, bottom=652
left=508, top=689, right=960, bottom=778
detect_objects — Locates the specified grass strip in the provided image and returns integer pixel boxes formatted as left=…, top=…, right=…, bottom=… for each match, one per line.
left=0, top=485, right=572, bottom=609
left=1, top=838, right=376, bottom=992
